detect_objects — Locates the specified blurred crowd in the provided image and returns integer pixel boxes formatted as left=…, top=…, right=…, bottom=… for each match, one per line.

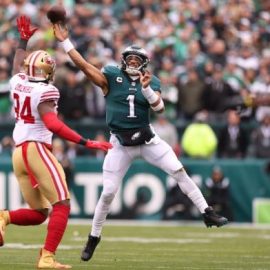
left=1, top=0, right=270, bottom=160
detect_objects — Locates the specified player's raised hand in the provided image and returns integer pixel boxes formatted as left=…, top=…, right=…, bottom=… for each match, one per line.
left=16, top=15, right=38, bottom=41
left=139, top=70, right=152, bottom=88
left=53, top=23, right=69, bottom=42
left=85, top=140, right=112, bottom=152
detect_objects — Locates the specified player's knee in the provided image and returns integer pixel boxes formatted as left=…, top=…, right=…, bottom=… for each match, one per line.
left=33, top=209, right=49, bottom=224
left=101, top=192, right=115, bottom=204
left=38, top=208, right=49, bottom=218
left=171, top=167, right=186, bottom=181
left=54, top=199, right=70, bottom=207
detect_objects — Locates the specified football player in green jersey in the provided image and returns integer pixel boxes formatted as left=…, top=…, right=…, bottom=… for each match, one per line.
left=53, top=23, right=228, bottom=262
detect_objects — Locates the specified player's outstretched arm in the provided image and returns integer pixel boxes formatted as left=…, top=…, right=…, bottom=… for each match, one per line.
left=12, top=15, right=38, bottom=75
left=53, top=23, right=109, bottom=95
left=38, top=101, right=112, bottom=151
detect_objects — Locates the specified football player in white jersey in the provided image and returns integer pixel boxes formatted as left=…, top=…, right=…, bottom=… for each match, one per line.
left=53, top=21, right=228, bottom=263
left=0, top=15, right=112, bottom=269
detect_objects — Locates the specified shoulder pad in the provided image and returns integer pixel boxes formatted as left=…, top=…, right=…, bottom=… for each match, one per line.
left=102, top=65, right=120, bottom=75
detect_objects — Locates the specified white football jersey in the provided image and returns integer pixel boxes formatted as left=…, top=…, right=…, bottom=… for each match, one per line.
left=9, top=73, right=60, bottom=145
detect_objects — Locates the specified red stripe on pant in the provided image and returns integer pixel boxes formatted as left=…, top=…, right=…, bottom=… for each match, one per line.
left=21, top=142, right=38, bottom=188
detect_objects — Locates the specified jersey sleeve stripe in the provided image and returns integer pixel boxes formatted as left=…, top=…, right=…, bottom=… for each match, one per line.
left=42, top=89, right=59, bottom=93
left=40, top=96, right=59, bottom=102
left=41, top=93, right=60, bottom=97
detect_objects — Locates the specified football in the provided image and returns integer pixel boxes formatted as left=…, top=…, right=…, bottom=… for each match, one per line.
left=47, top=5, right=66, bottom=23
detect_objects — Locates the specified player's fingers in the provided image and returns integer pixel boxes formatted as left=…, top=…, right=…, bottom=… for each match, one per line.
left=23, top=16, right=29, bottom=27
left=143, top=74, right=150, bottom=81
left=144, top=70, right=151, bottom=76
left=59, top=23, right=68, bottom=32
left=53, top=23, right=59, bottom=30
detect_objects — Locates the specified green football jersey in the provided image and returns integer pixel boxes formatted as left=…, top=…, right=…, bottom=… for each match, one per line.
left=103, top=65, right=161, bottom=132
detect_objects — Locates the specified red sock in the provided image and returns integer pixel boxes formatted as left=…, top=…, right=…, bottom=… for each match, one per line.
left=9, top=209, right=47, bottom=225
left=44, top=204, right=70, bottom=253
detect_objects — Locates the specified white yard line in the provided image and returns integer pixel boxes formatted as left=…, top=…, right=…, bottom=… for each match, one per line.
left=67, top=219, right=270, bottom=229
left=3, top=236, right=211, bottom=249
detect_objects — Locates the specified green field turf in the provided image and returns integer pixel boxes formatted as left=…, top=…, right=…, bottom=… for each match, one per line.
left=1, top=221, right=270, bottom=270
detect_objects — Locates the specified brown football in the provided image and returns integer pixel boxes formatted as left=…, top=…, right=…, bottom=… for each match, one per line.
left=47, top=5, right=66, bottom=23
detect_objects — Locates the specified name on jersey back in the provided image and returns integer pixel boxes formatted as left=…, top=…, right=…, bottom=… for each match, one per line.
left=15, top=83, right=33, bottom=93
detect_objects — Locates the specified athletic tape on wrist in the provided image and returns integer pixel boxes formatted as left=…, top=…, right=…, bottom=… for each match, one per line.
left=151, top=99, right=164, bottom=111
left=61, top=38, right=74, bottom=53
left=142, top=86, right=159, bottom=104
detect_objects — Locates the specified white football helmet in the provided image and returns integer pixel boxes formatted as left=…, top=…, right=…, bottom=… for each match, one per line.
left=121, top=45, right=149, bottom=75
left=24, top=50, right=56, bottom=82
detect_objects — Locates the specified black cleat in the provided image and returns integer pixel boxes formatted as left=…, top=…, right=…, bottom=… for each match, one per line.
left=203, top=206, right=228, bottom=228
left=81, top=235, right=101, bottom=261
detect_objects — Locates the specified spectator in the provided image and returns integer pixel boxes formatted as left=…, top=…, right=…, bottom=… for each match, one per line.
left=0, top=66, right=12, bottom=121
left=152, top=114, right=180, bottom=156
left=0, top=136, right=14, bottom=157
left=249, top=113, right=270, bottom=158
left=181, top=111, right=217, bottom=159
left=223, top=60, right=245, bottom=94
left=158, top=70, right=178, bottom=120
left=57, top=68, right=87, bottom=120
left=235, top=44, right=260, bottom=72
left=178, top=68, right=205, bottom=120
left=217, top=110, right=248, bottom=158
left=207, top=39, right=227, bottom=67
left=202, top=63, right=237, bottom=121
left=205, top=166, right=233, bottom=221
left=249, top=66, right=270, bottom=122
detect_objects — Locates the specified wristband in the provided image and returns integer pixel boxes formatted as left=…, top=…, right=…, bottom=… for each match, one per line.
left=79, top=138, right=87, bottom=145
left=60, top=38, right=74, bottom=53
left=141, top=86, right=159, bottom=104
left=18, top=39, right=27, bottom=50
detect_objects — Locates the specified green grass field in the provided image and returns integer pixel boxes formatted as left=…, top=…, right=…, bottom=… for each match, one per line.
left=1, top=221, right=270, bottom=270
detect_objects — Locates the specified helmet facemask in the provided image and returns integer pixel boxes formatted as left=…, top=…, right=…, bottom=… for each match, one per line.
left=24, top=50, right=56, bottom=82
left=121, top=45, right=149, bottom=75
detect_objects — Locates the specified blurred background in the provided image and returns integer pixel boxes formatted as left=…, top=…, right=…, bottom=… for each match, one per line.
left=1, top=0, right=270, bottom=223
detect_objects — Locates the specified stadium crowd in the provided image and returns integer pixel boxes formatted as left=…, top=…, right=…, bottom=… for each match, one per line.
left=1, top=0, right=270, bottom=159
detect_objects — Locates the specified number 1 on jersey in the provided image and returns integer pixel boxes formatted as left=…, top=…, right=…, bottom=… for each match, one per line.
left=13, top=93, right=35, bottom=123
left=127, top=94, right=137, bottom=118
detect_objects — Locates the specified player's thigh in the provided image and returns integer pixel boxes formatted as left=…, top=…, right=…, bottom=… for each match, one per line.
left=141, top=139, right=183, bottom=174
left=12, top=147, right=49, bottom=209
left=27, top=142, right=70, bottom=204
left=103, top=136, right=133, bottom=175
